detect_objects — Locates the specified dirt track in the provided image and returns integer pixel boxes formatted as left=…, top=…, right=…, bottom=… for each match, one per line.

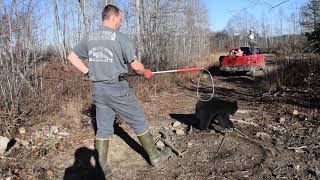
left=1, top=57, right=319, bottom=179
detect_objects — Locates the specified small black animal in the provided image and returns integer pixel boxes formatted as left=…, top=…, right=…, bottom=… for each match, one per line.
left=195, top=98, right=238, bottom=130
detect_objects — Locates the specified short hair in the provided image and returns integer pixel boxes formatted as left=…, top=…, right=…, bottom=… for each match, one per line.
left=102, top=5, right=121, bottom=20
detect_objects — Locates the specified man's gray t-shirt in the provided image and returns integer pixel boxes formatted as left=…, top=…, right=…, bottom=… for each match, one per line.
left=73, top=27, right=137, bottom=83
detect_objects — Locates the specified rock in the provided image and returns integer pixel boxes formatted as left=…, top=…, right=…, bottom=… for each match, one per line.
left=0, top=136, right=10, bottom=155
left=187, top=142, right=193, bottom=147
left=20, top=140, right=30, bottom=147
left=256, top=132, right=271, bottom=140
left=291, top=122, right=303, bottom=129
left=35, top=131, right=43, bottom=139
left=156, top=140, right=165, bottom=149
left=58, top=132, right=70, bottom=136
left=273, top=138, right=283, bottom=145
left=266, top=124, right=286, bottom=133
left=18, top=127, right=26, bottom=134
left=293, top=110, right=299, bottom=115
left=279, top=117, right=285, bottom=124
left=163, top=126, right=170, bottom=130
left=47, top=170, right=54, bottom=177
left=174, top=129, right=185, bottom=135
left=172, top=121, right=182, bottom=128
left=12, top=142, right=20, bottom=149
left=50, top=126, right=59, bottom=134
left=236, top=109, right=250, bottom=114
left=44, top=133, right=53, bottom=139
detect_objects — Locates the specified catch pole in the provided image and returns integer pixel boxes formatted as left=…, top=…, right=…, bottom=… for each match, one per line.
left=152, top=67, right=204, bottom=74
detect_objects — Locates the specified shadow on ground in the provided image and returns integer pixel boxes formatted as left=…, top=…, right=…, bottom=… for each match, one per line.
left=169, top=113, right=198, bottom=127
left=63, top=147, right=106, bottom=180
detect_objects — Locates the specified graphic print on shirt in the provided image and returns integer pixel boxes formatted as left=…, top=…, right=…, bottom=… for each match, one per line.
left=89, top=47, right=113, bottom=63
left=89, top=31, right=116, bottom=41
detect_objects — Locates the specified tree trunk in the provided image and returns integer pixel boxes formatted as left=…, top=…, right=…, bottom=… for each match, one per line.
left=136, top=0, right=142, bottom=60
left=105, top=0, right=112, bottom=5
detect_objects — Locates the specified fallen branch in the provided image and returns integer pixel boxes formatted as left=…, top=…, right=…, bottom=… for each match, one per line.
left=287, top=146, right=308, bottom=153
left=158, top=130, right=185, bottom=157
left=287, top=146, right=308, bottom=150
left=230, top=118, right=259, bottom=127
left=214, top=132, right=227, bottom=157
left=0, top=156, right=17, bottom=161
left=161, top=138, right=185, bottom=157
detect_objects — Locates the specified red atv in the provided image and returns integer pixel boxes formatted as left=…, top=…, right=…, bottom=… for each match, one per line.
left=219, top=47, right=265, bottom=74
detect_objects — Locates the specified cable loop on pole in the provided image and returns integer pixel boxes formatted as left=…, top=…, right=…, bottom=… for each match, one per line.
left=197, top=68, right=215, bottom=102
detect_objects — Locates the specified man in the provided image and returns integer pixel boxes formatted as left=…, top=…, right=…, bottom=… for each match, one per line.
left=248, top=28, right=256, bottom=54
left=236, top=48, right=243, bottom=56
left=67, top=5, right=171, bottom=175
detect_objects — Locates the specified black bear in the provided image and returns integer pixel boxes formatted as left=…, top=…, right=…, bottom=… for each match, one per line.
left=195, top=98, right=237, bottom=130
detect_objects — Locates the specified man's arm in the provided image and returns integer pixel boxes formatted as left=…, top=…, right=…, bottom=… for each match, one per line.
left=130, top=60, right=152, bottom=79
left=67, top=51, right=89, bottom=75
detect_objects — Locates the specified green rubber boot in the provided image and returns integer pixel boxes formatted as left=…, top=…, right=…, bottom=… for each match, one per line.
left=95, top=139, right=112, bottom=176
left=137, top=130, right=172, bottom=166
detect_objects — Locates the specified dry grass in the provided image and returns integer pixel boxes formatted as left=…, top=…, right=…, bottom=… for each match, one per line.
left=0, top=111, right=27, bottom=138
left=39, top=63, right=91, bottom=114
left=263, top=55, right=320, bottom=92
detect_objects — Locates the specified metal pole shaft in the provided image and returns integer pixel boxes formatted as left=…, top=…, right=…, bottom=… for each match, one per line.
left=152, top=67, right=204, bottom=74
left=152, top=70, right=179, bottom=74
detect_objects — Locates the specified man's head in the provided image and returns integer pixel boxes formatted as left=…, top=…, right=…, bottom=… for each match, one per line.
left=102, top=5, right=122, bottom=30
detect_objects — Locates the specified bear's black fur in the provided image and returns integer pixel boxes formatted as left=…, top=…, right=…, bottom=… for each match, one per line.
left=196, top=98, right=237, bottom=130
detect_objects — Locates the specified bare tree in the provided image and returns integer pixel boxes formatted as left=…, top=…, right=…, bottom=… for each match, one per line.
left=51, top=0, right=66, bottom=61
left=135, top=0, right=142, bottom=60
left=0, top=0, right=44, bottom=112
left=135, top=0, right=209, bottom=70
left=105, top=0, right=112, bottom=5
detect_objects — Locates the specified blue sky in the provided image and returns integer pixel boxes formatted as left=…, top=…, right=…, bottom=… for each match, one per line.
left=2, top=0, right=309, bottom=34
left=201, top=0, right=309, bottom=31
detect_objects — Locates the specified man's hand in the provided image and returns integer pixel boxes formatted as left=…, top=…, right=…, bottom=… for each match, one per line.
left=83, top=71, right=90, bottom=81
left=67, top=51, right=89, bottom=75
left=129, top=60, right=146, bottom=75
left=144, top=69, right=152, bottom=79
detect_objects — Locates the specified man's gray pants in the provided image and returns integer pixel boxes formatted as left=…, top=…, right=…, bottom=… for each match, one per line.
left=93, top=81, right=148, bottom=139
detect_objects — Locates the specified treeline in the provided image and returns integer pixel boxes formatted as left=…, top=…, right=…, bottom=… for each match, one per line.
left=210, top=0, right=320, bottom=54
left=209, top=32, right=306, bottom=54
